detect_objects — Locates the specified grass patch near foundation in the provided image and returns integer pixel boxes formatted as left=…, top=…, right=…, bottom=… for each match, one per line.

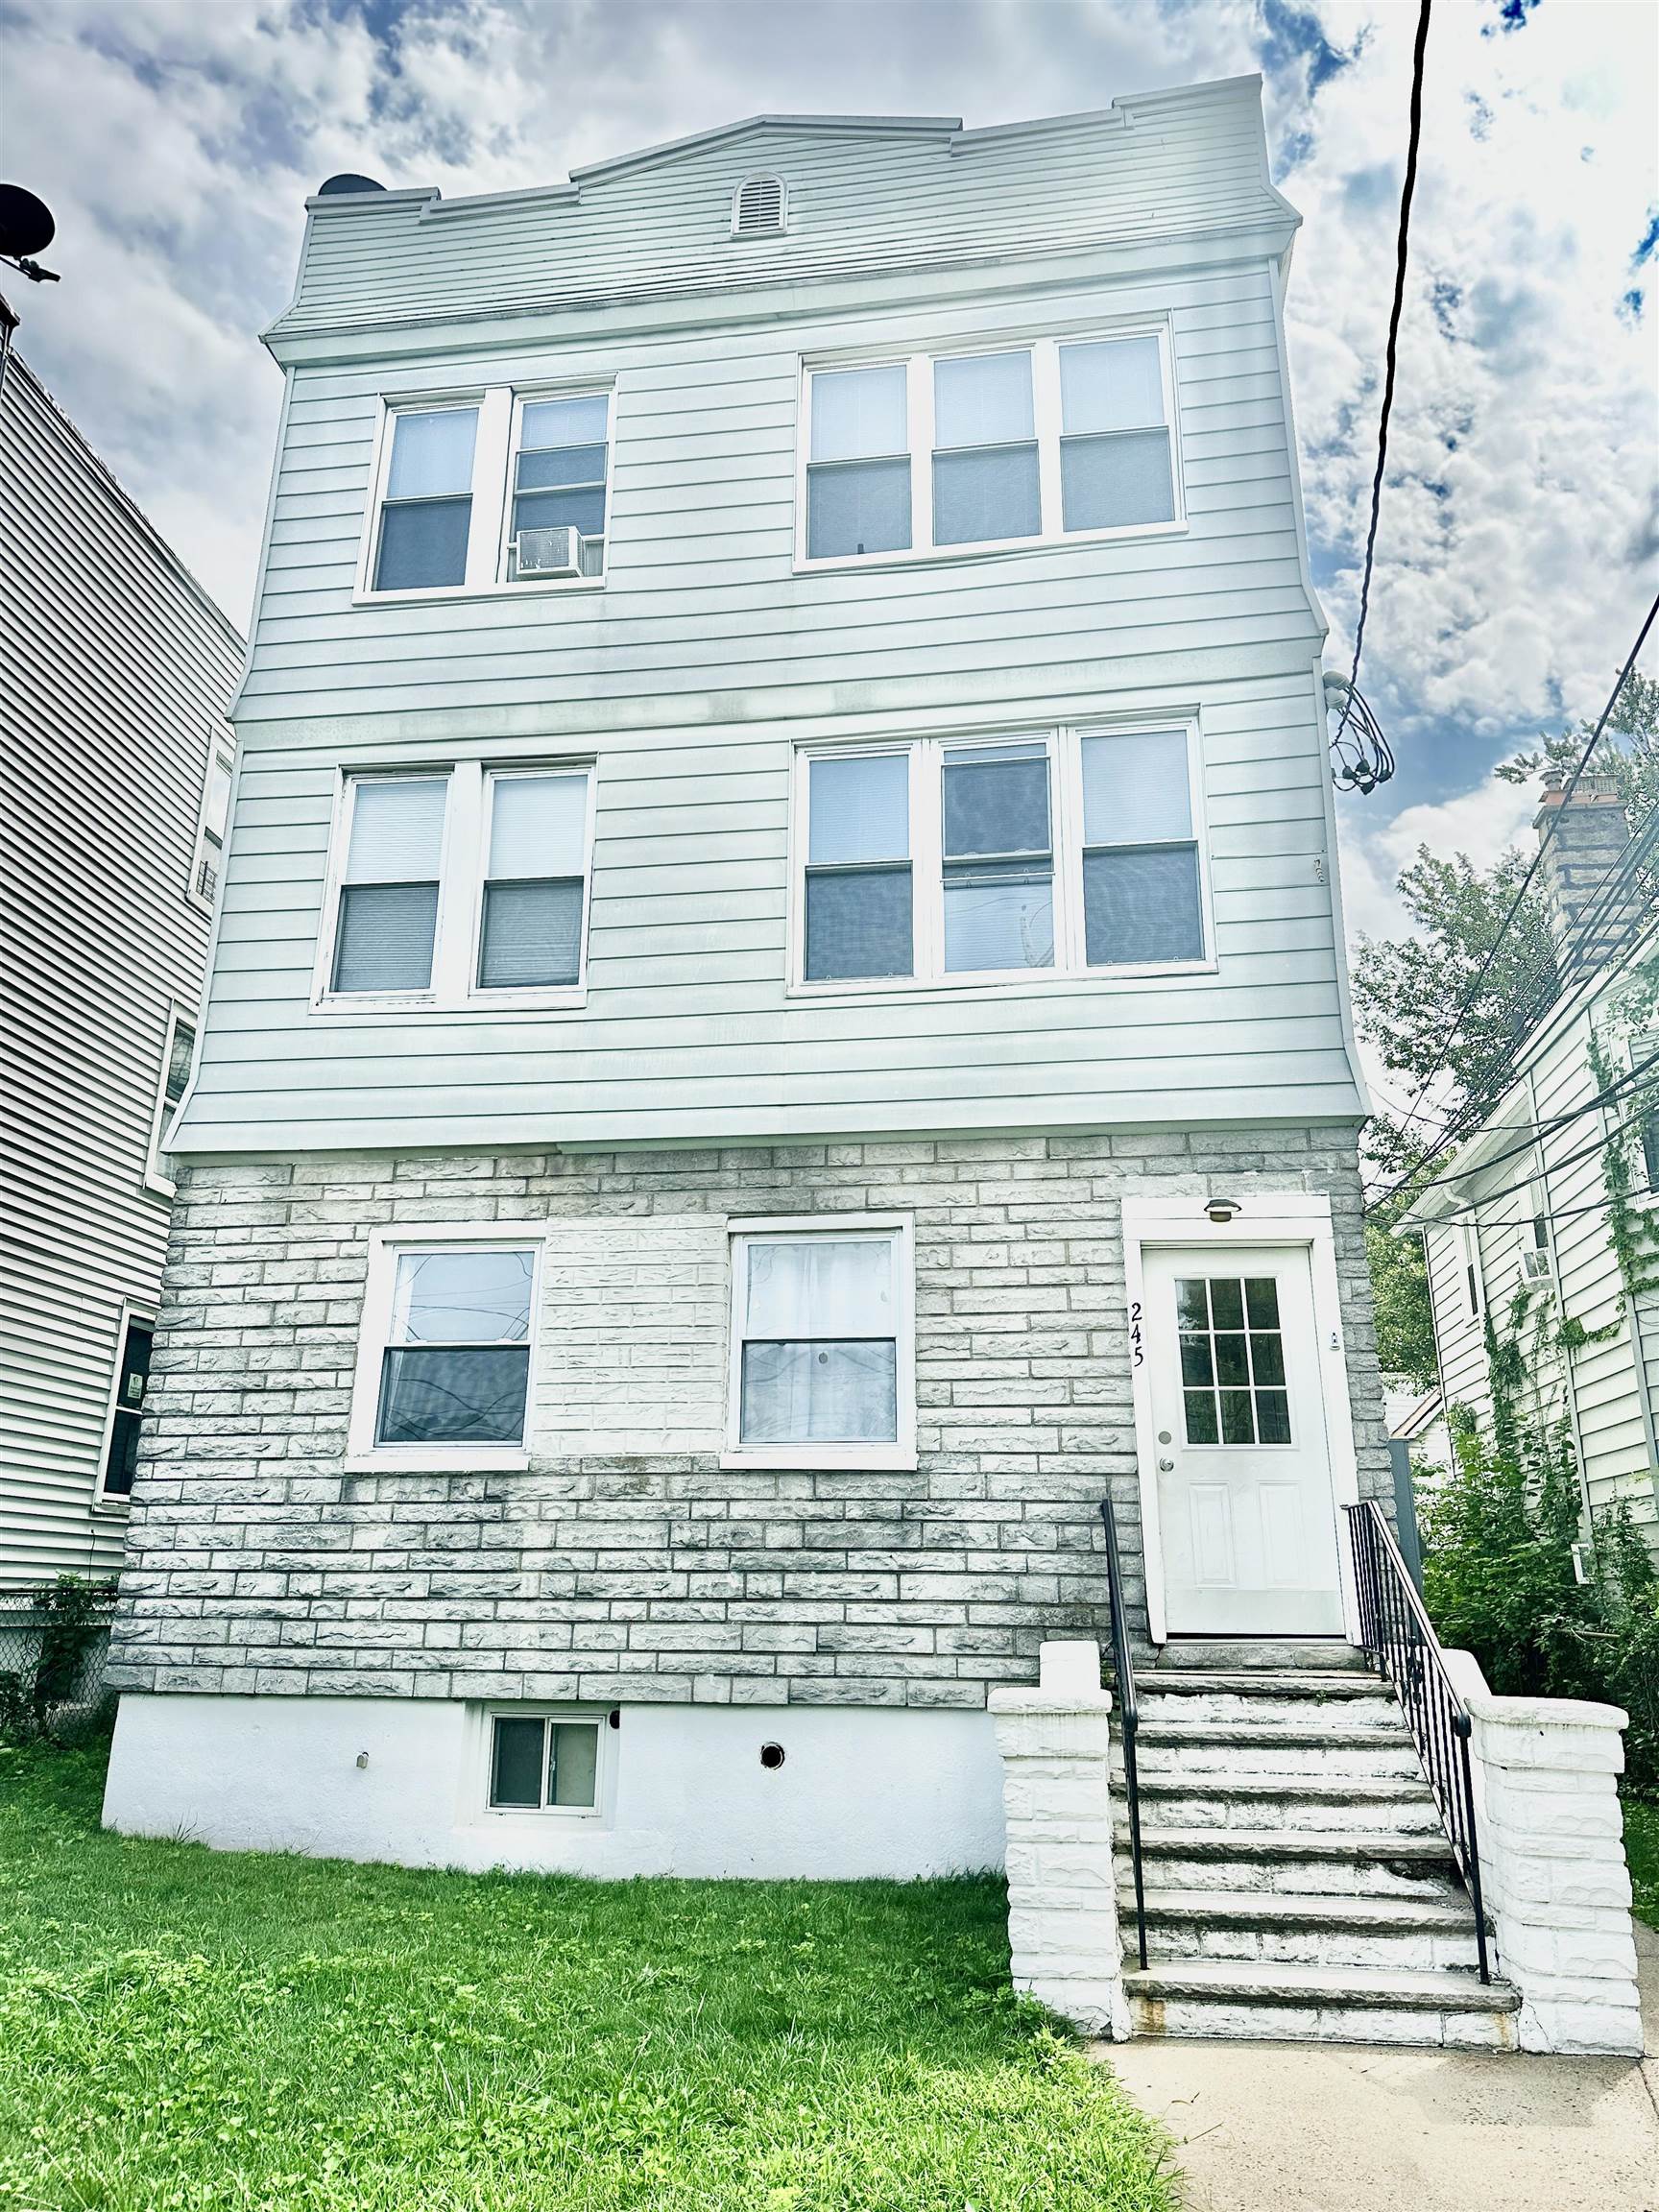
left=1626, top=1796, right=1659, bottom=1930
left=0, top=1740, right=1175, bottom=2212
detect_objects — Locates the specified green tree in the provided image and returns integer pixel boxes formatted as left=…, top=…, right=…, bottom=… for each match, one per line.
left=1364, top=1188, right=1438, bottom=1387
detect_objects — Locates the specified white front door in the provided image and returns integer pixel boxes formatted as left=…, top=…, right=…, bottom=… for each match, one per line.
left=1143, top=1242, right=1343, bottom=1636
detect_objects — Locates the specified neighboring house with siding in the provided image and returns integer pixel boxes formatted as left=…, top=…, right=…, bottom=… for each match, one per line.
left=1406, top=774, right=1659, bottom=1555
left=99, top=84, right=1551, bottom=2047
left=0, top=332, right=244, bottom=1584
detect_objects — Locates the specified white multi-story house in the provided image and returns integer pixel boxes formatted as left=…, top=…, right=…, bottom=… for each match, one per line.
left=0, top=328, right=242, bottom=1583
left=1407, top=773, right=1659, bottom=1554
left=101, top=82, right=1640, bottom=2050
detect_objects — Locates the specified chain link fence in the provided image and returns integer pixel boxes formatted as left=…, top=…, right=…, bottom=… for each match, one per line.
left=0, top=1580, right=119, bottom=1743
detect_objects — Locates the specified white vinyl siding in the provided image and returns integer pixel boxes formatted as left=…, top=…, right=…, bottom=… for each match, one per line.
left=0, top=355, right=242, bottom=1582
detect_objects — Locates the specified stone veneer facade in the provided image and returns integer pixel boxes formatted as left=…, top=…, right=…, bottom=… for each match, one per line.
left=108, top=1125, right=1392, bottom=1706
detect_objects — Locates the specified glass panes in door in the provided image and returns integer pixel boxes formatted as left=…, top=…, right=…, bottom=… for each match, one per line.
left=1058, top=337, right=1175, bottom=530
left=931, top=350, right=1040, bottom=546
left=478, top=772, right=589, bottom=989
left=1080, top=731, right=1203, bottom=966
left=804, top=753, right=912, bottom=980
left=1177, top=1276, right=1291, bottom=1447
left=376, top=1247, right=535, bottom=1446
left=942, top=740, right=1054, bottom=972
left=806, top=365, right=911, bottom=558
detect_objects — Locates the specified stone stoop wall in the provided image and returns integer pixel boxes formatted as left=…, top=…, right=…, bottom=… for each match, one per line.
left=108, top=1125, right=1390, bottom=1709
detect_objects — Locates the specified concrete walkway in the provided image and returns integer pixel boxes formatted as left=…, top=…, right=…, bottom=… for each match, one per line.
left=1103, top=1921, right=1659, bottom=2212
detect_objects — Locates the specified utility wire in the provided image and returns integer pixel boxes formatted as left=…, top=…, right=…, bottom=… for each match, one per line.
left=1414, top=1094, right=1659, bottom=1229
left=1376, top=589, right=1659, bottom=1184
left=1331, top=0, right=1432, bottom=767
left=1396, top=1046, right=1659, bottom=1201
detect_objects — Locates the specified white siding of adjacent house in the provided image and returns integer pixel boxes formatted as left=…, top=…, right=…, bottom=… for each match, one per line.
left=179, top=92, right=1363, bottom=1156
left=0, top=356, right=243, bottom=1584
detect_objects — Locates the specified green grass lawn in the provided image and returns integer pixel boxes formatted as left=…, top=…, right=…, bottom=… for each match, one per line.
left=0, top=1741, right=1175, bottom=2212
left=1626, top=1797, right=1659, bottom=1930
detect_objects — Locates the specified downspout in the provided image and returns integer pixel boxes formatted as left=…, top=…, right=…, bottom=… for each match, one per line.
left=1527, top=1064, right=1597, bottom=1535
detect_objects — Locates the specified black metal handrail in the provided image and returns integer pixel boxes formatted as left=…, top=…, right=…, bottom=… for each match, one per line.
left=1098, top=1495, right=1147, bottom=1970
left=1345, top=1501, right=1490, bottom=1983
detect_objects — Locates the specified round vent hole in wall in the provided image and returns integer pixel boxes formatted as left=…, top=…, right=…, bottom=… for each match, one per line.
left=759, top=1743, right=785, bottom=1770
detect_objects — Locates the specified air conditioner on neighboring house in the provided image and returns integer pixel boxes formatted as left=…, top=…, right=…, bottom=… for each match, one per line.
left=1521, top=1246, right=1554, bottom=1283
left=514, top=525, right=585, bottom=577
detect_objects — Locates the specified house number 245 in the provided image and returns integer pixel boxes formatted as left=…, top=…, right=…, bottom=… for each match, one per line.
left=1130, top=1301, right=1144, bottom=1367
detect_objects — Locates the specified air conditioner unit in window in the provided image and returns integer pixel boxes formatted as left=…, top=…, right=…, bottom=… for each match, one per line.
left=514, top=525, right=584, bottom=577
left=1521, top=1247, right=1554, bottom=1283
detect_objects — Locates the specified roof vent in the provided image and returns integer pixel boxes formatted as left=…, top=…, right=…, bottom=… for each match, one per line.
left=733, top=175, right=785, bottom=237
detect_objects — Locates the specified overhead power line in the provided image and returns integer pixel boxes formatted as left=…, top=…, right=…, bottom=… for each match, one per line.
left=1329, top=0, right=1432, bottom=790
left=1375, top=588, right=1659, bottom=1189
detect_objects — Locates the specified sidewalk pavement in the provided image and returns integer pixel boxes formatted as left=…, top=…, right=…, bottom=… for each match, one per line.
left=1102, top=1920, right=1659, bottom=2212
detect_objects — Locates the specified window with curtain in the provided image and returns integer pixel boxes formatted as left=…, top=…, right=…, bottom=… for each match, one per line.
left=478, top=771, right=589, bottom=989
left=508, top=395, right=610, bottom=579
left=931, top=350, right=1040, bottom=547
left=734, top=1232, right=902, bottom=1447
left=102, top=1317, right=154, bottom=1499
left=375, top=1245, right=535, bottom=1447
left=1080, top=730, right=1203, bottom=966
left=1058, top=336, right=1175, bottom=531
left=805, top=364, right=911, bottom=559
left=488, top=1713, right=600, bottom=1811
left=804, top=752, right=912, bottom=981
left=331, top=776, right=447, bottom=994
left=942, top=740, right=1053, bottom=973
left=373, top=407, right=478, bottom=590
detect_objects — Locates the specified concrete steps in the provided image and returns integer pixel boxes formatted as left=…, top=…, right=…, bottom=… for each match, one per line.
left=1117, top=1664, right=1515, bottom=2047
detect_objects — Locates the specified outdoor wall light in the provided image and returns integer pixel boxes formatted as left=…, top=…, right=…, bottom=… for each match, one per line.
left=1205, top=1196, right=1242, bottom=1224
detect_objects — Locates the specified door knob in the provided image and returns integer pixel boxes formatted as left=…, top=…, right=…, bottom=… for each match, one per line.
left=1158, top=1456, right=1174, bottom=1472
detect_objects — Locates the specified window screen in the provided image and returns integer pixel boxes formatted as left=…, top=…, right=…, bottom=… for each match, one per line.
left=942, top=740, right=1054, bottom=973
left=931, top=351, right=1040, bottom=547
left=737, top=1235, right=899, bottom=1446
left=373, top=408, right=478, bottom=590
left=804, top=753, right=912, bottom=981
left=478, top=773, right=589, bottom=989
left=509, top=396, right=609, bottom=579
left=1058, top=337, right=1175, bottom=530
left=376, top=1246, right=534, bottom=1446
left=806, top=365, right=911, bottom=559
left=332, top=777, right=446, bottom=994
left=1080, top=731, right=1202, bottom=966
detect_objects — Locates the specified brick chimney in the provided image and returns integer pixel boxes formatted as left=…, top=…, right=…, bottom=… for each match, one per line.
left=1532, top=769, right=1639, bottom=971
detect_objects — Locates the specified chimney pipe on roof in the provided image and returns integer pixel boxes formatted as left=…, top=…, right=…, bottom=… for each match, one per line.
left=1533, top=769, right=1640, bottom=974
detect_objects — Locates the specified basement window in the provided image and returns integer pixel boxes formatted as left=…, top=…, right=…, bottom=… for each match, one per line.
left=487, top=1711, right=601, bottom=1813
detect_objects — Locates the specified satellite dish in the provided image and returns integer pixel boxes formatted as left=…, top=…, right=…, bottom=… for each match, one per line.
left=0, top=183, right=55, bottom=261
left=317, top=174, right=385, bottom=197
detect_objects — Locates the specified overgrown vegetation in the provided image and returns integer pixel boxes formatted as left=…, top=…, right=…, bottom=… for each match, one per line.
left=0, top=1741, right=1176, bottom=2212
left=0, top=1576, right=117, bottom=1745
left=1420, top=1407, right=1659, bottom=1795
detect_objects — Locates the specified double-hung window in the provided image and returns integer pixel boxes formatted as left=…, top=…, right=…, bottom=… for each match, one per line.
left=321, top=762, right=593, bottom=1007
left=352, top=1236, right=540, bottom=1461
left=145, top=1008, right=197, bottom=1194
left=801, top=328, right=1179, bottom=563
left=373, top=406, right=478, bottom=591
left=507, top=395, right=609, bottom=580
left=727, top=1220, right=914, bottom=1464
left=796, top=725, right=1206, bottom=987
left=331, top=777, right=447, bottom=996
left=101, top=1313, right=155, bottom=1500
left=190, top=734, right=234, bottom=908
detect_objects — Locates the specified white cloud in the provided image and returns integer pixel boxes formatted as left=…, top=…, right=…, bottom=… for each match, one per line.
left=1336, top=771, right=1538, bottom=943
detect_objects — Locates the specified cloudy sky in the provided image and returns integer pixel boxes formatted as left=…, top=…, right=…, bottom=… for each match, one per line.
left=5, top=0, right=1656, bottom=948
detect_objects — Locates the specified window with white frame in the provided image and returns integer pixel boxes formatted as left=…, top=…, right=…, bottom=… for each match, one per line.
left=357, top=1240, right=539, bottom=1454
left=373, top=405, right=479, bottom=591
left=728, top=1222, right=912, bottom=1457
left=802, top=329, right=1178, bottom=563
left=505, top=395, right=609, bottom=581
left=321, top=763, right=593, bottom=1006
left=146, top=1009, right=196, bottom=1192
left=487, top=1710, right=601, bottom=1812
left=190, top=735, right=234, bottom=907
left=795, top=727, right=1205, bottom=986
left=101, top=1313, right=154, bottom=1500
